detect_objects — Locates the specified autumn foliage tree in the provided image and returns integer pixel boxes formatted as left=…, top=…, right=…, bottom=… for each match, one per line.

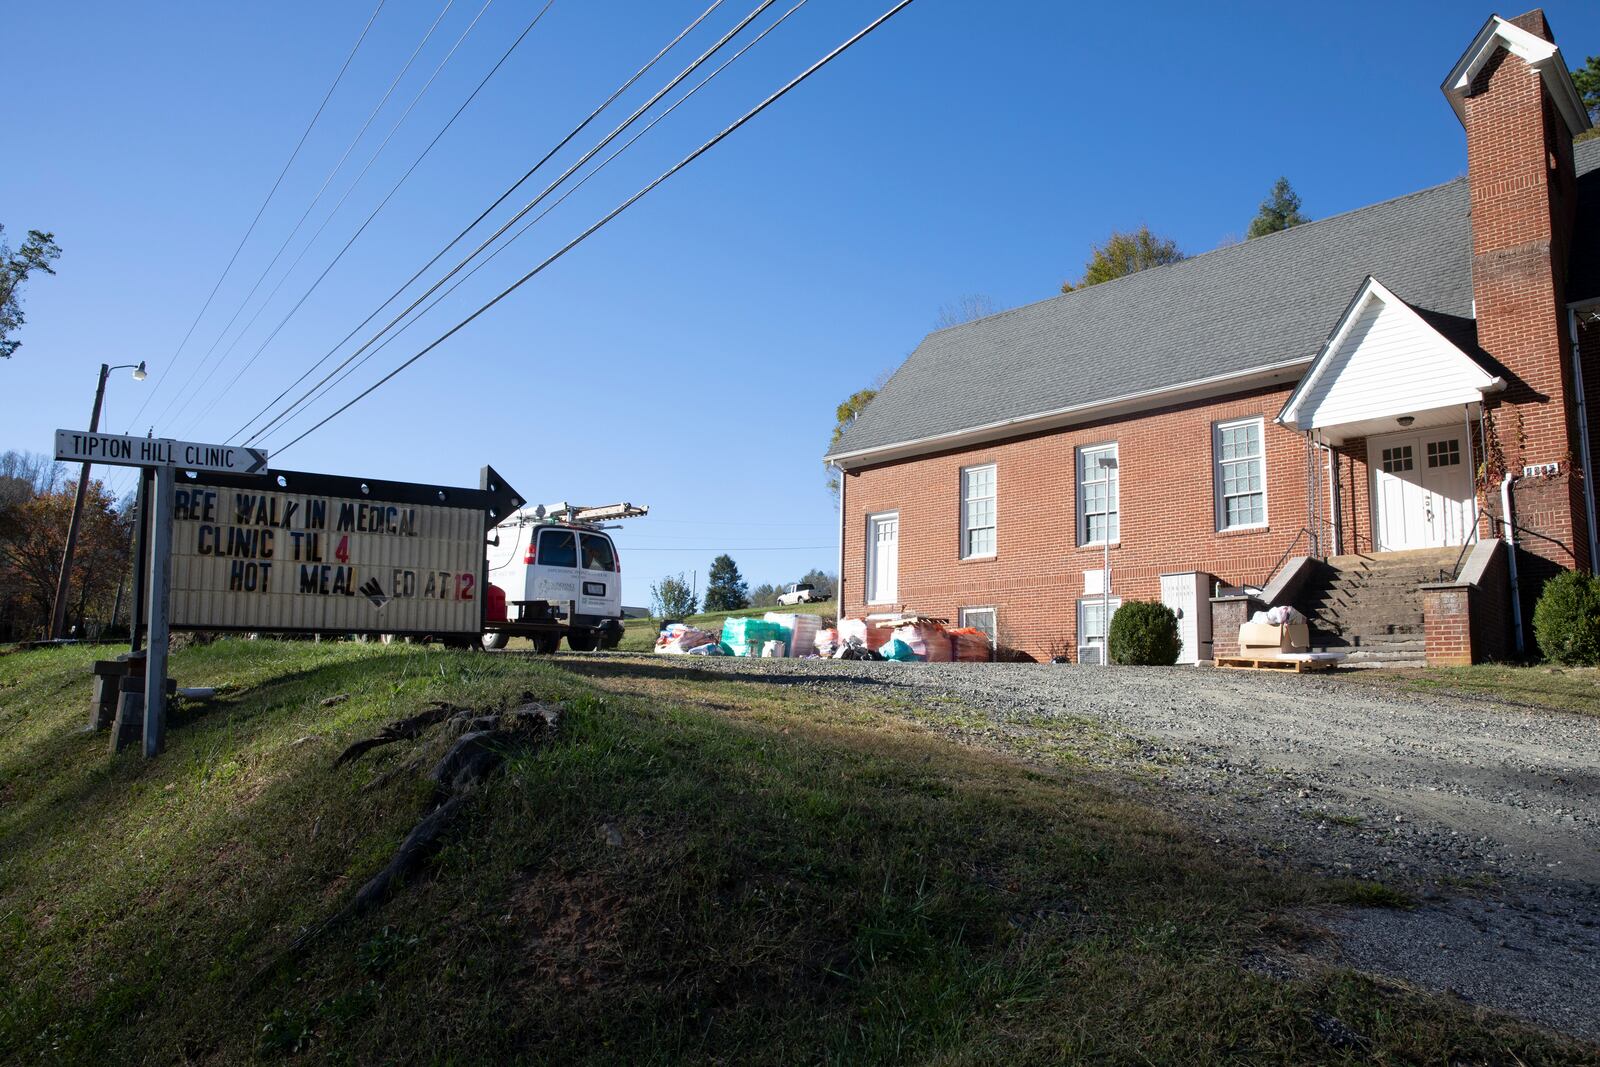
left=0, top=451, right=131, bottom=639
left=826, top=387, right=878, bottom=498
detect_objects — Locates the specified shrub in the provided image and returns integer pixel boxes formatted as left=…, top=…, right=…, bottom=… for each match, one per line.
left=1531, top=570, right=1600, bottom=666
left=1108, top=600, right=1181, bottom=666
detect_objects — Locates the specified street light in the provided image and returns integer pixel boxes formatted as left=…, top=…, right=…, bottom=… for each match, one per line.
left=49, top=361, right=149, bottom=640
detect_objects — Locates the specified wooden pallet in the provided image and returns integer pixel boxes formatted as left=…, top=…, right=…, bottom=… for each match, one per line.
left=1213, top=654, right=1336, bottom=673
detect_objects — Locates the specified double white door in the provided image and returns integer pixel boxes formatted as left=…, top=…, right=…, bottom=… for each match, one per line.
left=1371, top=429, right=1474, bottom=551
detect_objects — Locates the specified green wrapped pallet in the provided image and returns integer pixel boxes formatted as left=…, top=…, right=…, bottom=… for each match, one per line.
left=721, top=617, right=787, bottom=657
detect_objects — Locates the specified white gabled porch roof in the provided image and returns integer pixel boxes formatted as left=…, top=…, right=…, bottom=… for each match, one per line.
left=1277, top=276, right=1505, bottom=444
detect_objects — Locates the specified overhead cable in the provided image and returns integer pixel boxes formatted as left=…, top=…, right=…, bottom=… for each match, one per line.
left=179, top=0, right=513, bottom=438
left=232, top=0, right=728, bottom=445
left=273, top=0, right=919, bottom=456
left=147, top=0, right=459, bottom=434
left=259, top=0, right=811, bottom=445
left=124, top=0, right=387, bottom=433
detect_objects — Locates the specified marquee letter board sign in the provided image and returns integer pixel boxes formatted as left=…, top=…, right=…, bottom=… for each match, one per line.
left=164, top=466, right=521, bottom=638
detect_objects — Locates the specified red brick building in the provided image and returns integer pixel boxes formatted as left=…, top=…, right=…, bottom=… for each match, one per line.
left=826, top=11, right=1600, bottom=665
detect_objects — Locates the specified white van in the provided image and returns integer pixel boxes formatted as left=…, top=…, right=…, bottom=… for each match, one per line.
left=484, top=510, right=624, bottom=652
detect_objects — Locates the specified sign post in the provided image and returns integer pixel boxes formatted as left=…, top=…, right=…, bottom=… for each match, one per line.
left=52, top=429, right=522, bottom=759
left=129, top=469, right=151, bottom=653
left=54, top=429, right=270, bottom=758
left=143, top=464, right=174, bottom=757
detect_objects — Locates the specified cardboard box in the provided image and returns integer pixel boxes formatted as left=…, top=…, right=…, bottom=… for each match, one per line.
left=1239, top=621, right=1309, bottom=655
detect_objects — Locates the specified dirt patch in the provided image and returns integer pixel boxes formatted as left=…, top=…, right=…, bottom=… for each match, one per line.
left=509, top=866, right=628, bottom=991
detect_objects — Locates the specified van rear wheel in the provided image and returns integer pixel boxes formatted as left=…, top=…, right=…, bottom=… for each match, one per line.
left=565, top=628, right=599, bottom=652
left=532, top=632, right=561, bottom=655
left=481, top=631, right=509, bottom=651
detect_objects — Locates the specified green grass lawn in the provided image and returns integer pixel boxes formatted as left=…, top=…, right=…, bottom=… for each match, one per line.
left=1, top=642, right=1591, bottom=1063
left=1339, top=663, right=1600, bottom=717
left=617, top=600, right=837, bottom=653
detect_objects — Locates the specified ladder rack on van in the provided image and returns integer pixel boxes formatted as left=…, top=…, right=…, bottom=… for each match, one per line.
left=507, top=502, right=650, bottom=528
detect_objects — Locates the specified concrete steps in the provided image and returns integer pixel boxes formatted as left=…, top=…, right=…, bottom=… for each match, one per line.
left=1294, top=548, right=1458, bottom=668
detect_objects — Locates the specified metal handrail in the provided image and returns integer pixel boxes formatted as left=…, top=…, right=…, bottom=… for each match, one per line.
left=1257, top=526, right=1314, bottom=594
left=1442, top=523, right=1480, bottom=583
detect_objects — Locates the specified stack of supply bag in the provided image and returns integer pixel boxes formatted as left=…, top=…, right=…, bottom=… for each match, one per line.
left=765, top=612, right=822, bottom=657
left=889, top=620, right=952, bottom=662
left=655, top=624, right=718, bottom=655
left=879, top=638, right=921, bottom=661
left=946, top=627, right=993, bottom=662
left=861, top=615, right=899, bottom=650
left=721, top=616, right=788, bottom=657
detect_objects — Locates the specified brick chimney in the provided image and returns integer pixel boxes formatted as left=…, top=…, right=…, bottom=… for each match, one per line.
left=1443, top=10, right=1593, bottom=569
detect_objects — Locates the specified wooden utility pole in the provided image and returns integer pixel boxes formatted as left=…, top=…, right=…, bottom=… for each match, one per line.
left=50, top=361, right=145, bottom=640
left=49, top=364, right=110, bottom=640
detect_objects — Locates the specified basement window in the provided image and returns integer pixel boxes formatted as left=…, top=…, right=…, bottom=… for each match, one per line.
left=958, top=606, right=997, bottom=646
left=1214, top=417, right=1267, bottom=530
left=1077, top=597, right=1121, bottom=665
left=960, top=464, right=996, bottom=558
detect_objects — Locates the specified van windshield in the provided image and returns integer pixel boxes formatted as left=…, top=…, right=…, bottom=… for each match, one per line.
left=581, top=533, right=617, bottom=571
left=537, top=529, right=577, bottom=568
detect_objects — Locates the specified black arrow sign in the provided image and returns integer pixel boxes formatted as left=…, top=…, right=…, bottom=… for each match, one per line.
left=244, top=449, right=268, bottom=475
left=479, top=464, right=526, bottom=531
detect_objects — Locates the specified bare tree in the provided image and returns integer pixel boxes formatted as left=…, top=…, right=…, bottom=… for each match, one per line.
left=935, top=294, right=1002, bottom=329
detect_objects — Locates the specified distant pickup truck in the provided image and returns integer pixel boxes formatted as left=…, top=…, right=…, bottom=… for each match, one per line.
left=776, top=582, right=826, bottom=606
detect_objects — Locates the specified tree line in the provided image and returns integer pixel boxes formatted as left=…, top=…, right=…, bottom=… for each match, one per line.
left=649, top=555, right=836, bottom=619
left=0, top=450, right=132, bottom=641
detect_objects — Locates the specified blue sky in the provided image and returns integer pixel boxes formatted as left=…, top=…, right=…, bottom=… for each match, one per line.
left=6, top=1, right=1598, bottom=604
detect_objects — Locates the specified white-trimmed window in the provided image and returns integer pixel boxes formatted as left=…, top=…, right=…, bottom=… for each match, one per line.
left=960, top=464, right=996, bottom=558
left=1214, top=417, right=1267, bottom=530
left=1076, top=444, right=1119, bottom=545
left=1077, top=597, right=1121, bottom=664
left=959, top=606, right=996, bottom=646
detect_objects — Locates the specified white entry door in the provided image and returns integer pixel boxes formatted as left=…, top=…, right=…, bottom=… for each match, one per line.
left=866, top=512, right=899, bottom=604
left=1371, top=430, right=1473, bottom=550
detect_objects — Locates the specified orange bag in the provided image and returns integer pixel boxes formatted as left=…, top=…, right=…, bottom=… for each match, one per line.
left=946, top=627, right=992, bottom=662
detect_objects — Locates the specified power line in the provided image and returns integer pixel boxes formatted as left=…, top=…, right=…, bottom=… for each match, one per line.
left=178, top=0, right=512, bottom=438
left=621, top=546, right=834, bottom=552
left=232, top=0, right=729, bottom=446
left=125, top=0, right=387, bottom=434
left=147, top=0, right=460, bottom=436
left=646, top=518, right=836, bottom=527
left=272, top=0, right=919, bottom=457
left=258, top=0, right=811, bottom=445
left=248, top=0, right=775, bottom=446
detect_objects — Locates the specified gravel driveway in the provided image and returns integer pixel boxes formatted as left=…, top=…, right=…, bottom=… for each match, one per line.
left=608, top=656, right=1600, bottom=1040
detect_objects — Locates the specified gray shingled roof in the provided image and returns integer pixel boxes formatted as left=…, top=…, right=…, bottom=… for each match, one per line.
left=829, top=138, right=1600, bottom=461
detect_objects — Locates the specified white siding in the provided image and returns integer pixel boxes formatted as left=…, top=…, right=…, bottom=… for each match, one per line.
left=1296, top=293, right=1491, bottom=430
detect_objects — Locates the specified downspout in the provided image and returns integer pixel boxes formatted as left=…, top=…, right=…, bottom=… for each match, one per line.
left=1323, top=435, right=1341, bottom=557
left=833, top=463, right=846, bottom=616
left=1500, top=472, right=1525, bottom=657
left=1568, top=307, right=1599, bottom=572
